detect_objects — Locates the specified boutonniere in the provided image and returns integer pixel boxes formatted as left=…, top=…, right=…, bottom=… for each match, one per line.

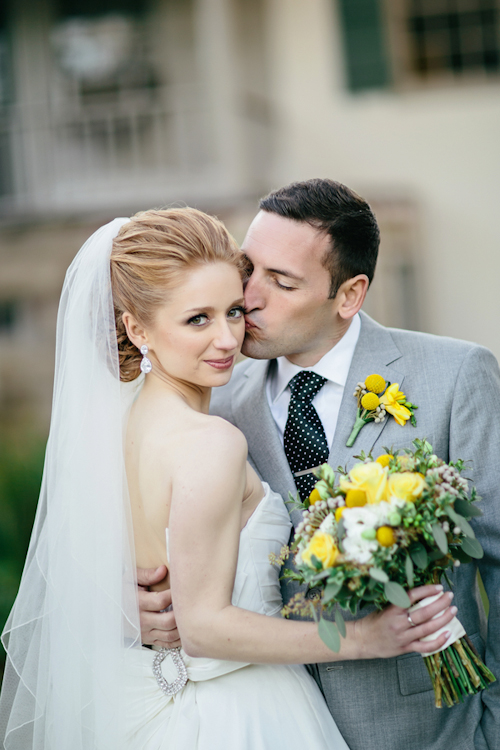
left=346, top=373, right=417, bottom=447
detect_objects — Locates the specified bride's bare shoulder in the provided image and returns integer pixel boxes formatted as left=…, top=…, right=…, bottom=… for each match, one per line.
left=146, top=405, right=246, bottom=464
left=189, top=413, right=247, bottom=460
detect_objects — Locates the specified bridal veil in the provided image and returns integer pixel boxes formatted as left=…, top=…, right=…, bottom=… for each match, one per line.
left=0, top=219, right=142, bottom=748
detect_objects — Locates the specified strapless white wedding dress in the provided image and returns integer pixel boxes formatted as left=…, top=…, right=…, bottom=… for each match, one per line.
left=123, top=484, right=348, bottom=749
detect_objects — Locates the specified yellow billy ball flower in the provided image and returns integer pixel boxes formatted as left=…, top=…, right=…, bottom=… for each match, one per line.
left=302, top=532, right=339, bottom=570
left=345, top=489, right=367, bottom=507
left=376, top=454, right=393, bottom=468
left=335, top=506, right=345, bottom=522
left=377, top=526, right=396, bottom=547
left=308, top=488, right=322, bottom=506
left=361, top=392, right=380, bottom=411
left=365, top=374, right=386, bottom=394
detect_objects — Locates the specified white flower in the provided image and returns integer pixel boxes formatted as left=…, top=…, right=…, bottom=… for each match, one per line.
left=342, top=506, right=378, bottom=529
left=319, top=513, right=336, bottom=536
left=342, top=506, right=378, bottom=565
left=343, top=532, right=378, bottom=565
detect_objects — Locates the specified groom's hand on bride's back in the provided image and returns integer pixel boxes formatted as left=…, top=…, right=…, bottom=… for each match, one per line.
left=137, top=566, right=181, bottom=648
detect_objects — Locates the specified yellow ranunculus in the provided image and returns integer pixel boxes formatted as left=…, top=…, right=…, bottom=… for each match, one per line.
left=335, top=506, right=345, bottom=522
left=379, top=383, right=412, bottom=426
left=340, top=461, right=388, bottom=505
left=302, top=532, right=339, bottom=570
left=386, top=471, right=426, bottom=502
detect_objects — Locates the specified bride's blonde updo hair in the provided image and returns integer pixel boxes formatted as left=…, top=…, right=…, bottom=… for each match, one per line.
left=110, top=207, right=247, bottom=382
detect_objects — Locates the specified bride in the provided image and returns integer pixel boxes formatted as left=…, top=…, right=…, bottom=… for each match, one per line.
left=0, top=208, right=454, bottom=749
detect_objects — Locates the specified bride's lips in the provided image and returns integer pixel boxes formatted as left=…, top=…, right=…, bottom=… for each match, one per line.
left=204, top=356, right=234, bottom=370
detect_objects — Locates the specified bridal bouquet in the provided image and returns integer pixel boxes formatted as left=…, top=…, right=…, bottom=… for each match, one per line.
left=286, top=439, right=495, bottom=708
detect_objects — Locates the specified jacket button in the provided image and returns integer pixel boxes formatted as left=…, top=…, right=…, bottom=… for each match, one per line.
left=306, top=587, right=321, bottom=600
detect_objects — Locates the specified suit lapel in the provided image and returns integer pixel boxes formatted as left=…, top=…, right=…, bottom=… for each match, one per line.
left=230, top=359, right=302, bottom=526
left=331, top=313, right=405, bottom=471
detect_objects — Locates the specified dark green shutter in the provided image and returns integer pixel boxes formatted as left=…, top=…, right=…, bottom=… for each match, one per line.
left=337, top=0, right=391, bottom=91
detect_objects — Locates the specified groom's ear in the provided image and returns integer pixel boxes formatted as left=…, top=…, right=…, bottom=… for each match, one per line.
left=122, top=311, right=148, bottom=349
left=337, top=274, right=369, bottom=320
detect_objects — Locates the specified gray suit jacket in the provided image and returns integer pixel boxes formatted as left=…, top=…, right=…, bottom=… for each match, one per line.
left=210, top=312, right=500, bottom=750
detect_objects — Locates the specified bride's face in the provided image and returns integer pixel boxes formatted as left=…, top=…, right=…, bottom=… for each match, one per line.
left=144, top=262, right=245, bottom=388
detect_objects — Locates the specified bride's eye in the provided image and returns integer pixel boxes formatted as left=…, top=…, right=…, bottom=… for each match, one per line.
left=188, top=313, right=209, bottom=326
left=227, top=306, right=245, bottom=320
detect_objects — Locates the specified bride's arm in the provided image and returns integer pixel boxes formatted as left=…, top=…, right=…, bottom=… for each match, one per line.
left=169, top=421, right=455, bottom=664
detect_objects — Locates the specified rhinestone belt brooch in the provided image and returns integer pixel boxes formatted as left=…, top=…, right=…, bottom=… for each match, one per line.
left=153, top=647, right=188, bottom=696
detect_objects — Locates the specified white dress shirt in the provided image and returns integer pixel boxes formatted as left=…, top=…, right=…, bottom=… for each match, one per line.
left=266, top=313, right=361, bottom=450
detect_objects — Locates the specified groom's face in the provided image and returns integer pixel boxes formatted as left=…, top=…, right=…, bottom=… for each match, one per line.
left=241, top=211, right=342, bottom=366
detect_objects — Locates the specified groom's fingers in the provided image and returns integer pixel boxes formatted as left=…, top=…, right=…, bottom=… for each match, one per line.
left=138, top=587, right=181, bottom=646
left=140, top=606, right=180, bottom=647
left=137, top=565, right=168, bottom=589
left=138, top=587, right=173, bottom=613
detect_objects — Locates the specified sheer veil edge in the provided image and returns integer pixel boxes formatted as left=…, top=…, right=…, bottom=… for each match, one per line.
left=0, top=218, right=142, bottom=749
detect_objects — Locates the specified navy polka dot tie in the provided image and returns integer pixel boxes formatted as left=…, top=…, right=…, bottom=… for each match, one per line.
left=284, top=371, right=329, bottom=501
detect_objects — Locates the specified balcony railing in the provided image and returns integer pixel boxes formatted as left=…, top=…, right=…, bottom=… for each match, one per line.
left=0, top=84, right=259, bottom=218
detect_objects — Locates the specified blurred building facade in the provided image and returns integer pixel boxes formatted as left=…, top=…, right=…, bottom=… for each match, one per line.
left=0, top=0, right=499, bottom=435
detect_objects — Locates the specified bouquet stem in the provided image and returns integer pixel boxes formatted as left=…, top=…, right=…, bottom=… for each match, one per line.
left=424, top=637, right=496, bottom=708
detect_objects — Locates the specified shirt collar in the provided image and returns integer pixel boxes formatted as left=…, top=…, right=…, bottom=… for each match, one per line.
left=270, top=313, right=361, bottom=403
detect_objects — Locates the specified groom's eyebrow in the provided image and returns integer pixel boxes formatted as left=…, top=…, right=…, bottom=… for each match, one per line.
left=266, top=267, right=303, bottom=281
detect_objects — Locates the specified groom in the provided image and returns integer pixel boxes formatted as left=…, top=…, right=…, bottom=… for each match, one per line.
left=140, top=179, right=500, bottom=750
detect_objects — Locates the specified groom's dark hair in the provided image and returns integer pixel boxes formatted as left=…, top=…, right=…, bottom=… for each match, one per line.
left=259, top=178, right=380, bottom=298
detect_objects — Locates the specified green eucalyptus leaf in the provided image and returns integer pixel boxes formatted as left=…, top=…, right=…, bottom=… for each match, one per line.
left=384, top=581, right=411, bottom=608
left=461, top=537, right=484, bottom=559
left=361, top=590, right=380, bottom=601
left=405, top=554, right=414, bottom=587
left=446, top=508, right=475, bottom=538
left=320, top=464, right=336, bottom=486
left=410, top=543, right=428, bottom=570
left=454, top=498, right=482, bottom=518
left=432, top=524, right=449, bottom=555
left=310, top=554, right=323, bottom=571
left=337, top=518, right=345, bottom=539
left=370, top=567, right=389, bottom=583
left=335, top=608, right=347, bottom=638
left=451, top=547, right=472, bottom=564
left=428, top=549, right=447, bottom=562
left=323, top=580, right=342, bottom=603
left=318, top=617, right=341, bottom=653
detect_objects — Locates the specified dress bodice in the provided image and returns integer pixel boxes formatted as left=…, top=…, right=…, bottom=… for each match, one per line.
left=124, top=486, right=347, bottom=750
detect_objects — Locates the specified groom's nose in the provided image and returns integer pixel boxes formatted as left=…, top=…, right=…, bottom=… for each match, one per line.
left=244, top=272, right=265, bottom=311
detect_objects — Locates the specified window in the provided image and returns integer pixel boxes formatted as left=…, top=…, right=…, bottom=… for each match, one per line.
left=336, top=0, right=500, bottom=92
left=406, top=0, right=500, bottom=78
